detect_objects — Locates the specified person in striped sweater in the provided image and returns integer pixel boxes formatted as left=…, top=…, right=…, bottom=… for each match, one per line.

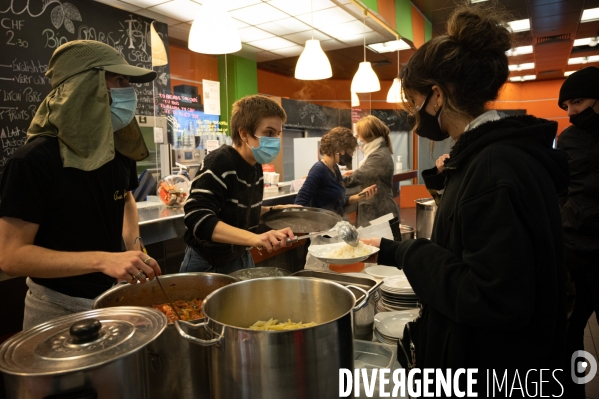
left=180, top=95, right=295, bottom=274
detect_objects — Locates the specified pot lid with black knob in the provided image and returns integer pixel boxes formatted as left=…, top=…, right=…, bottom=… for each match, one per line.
left=0, top=307, right=166, bottom=376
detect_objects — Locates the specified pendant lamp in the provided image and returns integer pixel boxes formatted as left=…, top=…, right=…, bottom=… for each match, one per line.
left=386, top=49, right=402, bottom=103
left=351, top=14, right=380, bottom=93
left=150, top=22, right=168, bottom=66
left=189, top=0, right=241, bottom=55
left=295, top=0, right=332, bottom=80
left=295, top=40, right=332, bottom=80
left=351, top=91, right=360, bottom=107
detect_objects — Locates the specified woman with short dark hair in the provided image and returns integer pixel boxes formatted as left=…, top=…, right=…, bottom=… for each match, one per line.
left=362, top=3, right=568, bottom=393
left=294, top=127, right=375, bottom=216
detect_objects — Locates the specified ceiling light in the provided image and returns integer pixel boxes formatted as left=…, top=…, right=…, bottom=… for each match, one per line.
left=351, top=91, right=360, bottom=107
left=505, top=45, right=533, bottom=56
left=295, top=40, right=332, bottom=79
left=573, top=37, right=592, bottom=46
left=295, top=0, right=332, bottom=80
left=469, top=0, right=489, bottom=3
left=386, top=78, right=403, bottom=103
left=509, top=75, right=535, bottom=82
left=564, top=71, right=576, bottom=77
left=351, top=13, right=380, bottom=93
left=590, top=37, right=598, bottom=47
left=506, top=19, right=530, bottom=33
left=367, top=39, right=411, bottom=53
left=387, top=49, right=402, bottom=103
left=567, top=56, right=599, bottom=64
left=188, top=0, right=241, bottom=54
left=150, top=22, right=168, bottom=66
left=508, top=62, right=534, bottom=71
left=581, top=7, right=599, bottom=23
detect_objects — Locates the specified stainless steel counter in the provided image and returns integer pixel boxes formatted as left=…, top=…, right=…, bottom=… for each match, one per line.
left=0, top=172, right=416, bottom=281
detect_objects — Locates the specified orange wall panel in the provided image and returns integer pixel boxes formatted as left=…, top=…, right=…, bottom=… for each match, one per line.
left=411, top=6, right=425, bottom=49
left=377, top=0, right=397, bottom=30
left=491, top=80, right=570, bottom=135
left=257, top=69, right=398, bottom=109
left=168, top=44, right=219, bottom=93
left=398, top=185, right=431, bottom=208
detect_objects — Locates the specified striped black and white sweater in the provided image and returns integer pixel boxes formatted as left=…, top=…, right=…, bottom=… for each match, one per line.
left=183, top=145, right=264, bottom=257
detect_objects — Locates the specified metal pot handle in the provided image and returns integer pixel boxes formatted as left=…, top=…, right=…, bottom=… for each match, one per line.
left=347, top=285, right=369, bottom=311
left=174, top=319, right=224, bottom=347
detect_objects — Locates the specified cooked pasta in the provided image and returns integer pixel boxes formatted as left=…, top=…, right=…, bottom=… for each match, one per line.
left=325, top=242, right=374, bottom=259
left=249, top=317, right=317, bottom=330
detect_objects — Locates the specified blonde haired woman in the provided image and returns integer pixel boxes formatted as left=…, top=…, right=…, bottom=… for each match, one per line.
left=344, top=115, right=400, bottom=227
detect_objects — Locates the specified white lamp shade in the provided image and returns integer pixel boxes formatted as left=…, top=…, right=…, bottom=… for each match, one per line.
left=188, top=0, right=241, bottom=55
left=150, top=23, right=168, bottom=66
left=386, top=78, right=403, bottom=103
left=351, top=62, right=380, bottom=93
left=295, top=40, right=332, bottom=80
left=351, top=91, right=360, bottom=107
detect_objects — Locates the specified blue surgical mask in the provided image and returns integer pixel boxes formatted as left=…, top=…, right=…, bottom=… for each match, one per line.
left=246, top=136, right=280, bottom=164
left=109, top=87, right=137, bottom=131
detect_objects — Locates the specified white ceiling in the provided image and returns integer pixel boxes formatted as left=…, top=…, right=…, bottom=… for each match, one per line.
left=94, top=0, right=396, bottom=61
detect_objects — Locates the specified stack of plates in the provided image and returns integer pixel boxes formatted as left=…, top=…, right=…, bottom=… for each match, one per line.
left=373, top=310, right=418, bottom=345
left=376, top=273, right=420, bottom=312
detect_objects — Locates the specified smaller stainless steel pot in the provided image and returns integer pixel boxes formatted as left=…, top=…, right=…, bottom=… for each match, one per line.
left=399, top=224, right=415, bottom=241
left=93, top=272, right=239, bottom=399
left=0, top=307, right=166, bottom=399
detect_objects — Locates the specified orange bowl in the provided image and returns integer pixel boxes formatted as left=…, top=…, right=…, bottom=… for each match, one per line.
left=328, top=262, right=364, bottom=273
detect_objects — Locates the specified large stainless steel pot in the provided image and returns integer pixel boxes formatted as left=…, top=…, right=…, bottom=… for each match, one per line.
left=415, top=198, right=437, bottom=239
left=0, top=307, right=166, bottom=399
left=176, top=277, right=368, bottom=399
left=93, top=273, right=239, bottom=399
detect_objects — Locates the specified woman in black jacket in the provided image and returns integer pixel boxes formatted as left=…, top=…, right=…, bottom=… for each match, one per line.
left=363, top=3, right=569, bottom=395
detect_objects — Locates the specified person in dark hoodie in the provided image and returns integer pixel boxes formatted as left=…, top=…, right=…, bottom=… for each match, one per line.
left=557, top=66, right=599, bottom=399
left=361, top=3, right=569, bottom=395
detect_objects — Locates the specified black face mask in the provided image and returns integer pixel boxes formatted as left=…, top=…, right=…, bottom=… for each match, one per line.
left=570, top=101, right=599, bottom=131
left=414, top=91, right=449, bottom=141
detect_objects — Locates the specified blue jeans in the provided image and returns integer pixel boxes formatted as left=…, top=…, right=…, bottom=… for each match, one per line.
left=179, top=245, right=255, bottom=274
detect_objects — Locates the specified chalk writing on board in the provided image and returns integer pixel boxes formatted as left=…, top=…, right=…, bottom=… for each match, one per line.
left=0, top=0, right=171, bottom=175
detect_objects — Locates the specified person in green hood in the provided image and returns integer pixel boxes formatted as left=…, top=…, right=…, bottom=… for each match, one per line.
left=0, top=40, right=162, bottom=330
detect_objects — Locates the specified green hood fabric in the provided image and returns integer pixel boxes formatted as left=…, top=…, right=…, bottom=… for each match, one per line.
left=26, top=40, right=152, bottom=171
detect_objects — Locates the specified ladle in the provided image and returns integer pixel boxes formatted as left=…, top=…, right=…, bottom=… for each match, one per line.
left=286, top=221, right=360, bottom=247
left=337, top=222, right=360, bottom=247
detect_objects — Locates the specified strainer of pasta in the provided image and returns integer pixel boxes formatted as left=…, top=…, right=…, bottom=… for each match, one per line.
left=308, top=241, right=379, bottom=264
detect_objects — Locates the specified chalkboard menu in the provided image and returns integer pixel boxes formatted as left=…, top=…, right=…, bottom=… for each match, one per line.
left=370, top=109, right=412, bottom=131
left=0, top=0, right=171, bottom=174
left=282, top=98, right=351, bottom=130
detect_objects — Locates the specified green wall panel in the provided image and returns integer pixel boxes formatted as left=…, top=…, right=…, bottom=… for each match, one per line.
left=362, top=0, right=378, bottom=12
left=218, top=54, right=258, bottom=126
left=395, top=0, right=413, bottom=42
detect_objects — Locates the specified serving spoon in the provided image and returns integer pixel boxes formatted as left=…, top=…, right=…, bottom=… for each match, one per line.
left=285, top=221, right=359, bottom=247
